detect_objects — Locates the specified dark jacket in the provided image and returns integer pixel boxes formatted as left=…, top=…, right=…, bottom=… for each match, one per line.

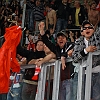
left=71, top=5, right=86, bottom=25
left=42, top=34, right=75, bottom=81
left=57, top=2, right=71, bottom=21
left=17, top=44, right=45, bottom=81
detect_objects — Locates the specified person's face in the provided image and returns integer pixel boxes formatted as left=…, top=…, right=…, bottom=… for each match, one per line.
left=57, top=35, right=67, bottom=48
left=45, top=6, right=49, bottom=12
left=25, top=30, right=29, bottom=35
left=74, top=1, right=80, bottom=7
left=82, top=24, right=94, bottom=40
left=91, top=3, right=96, bottom=10
left=36, top=0, right=41, bottom=6
left=36, top=41, right=44, bottom=51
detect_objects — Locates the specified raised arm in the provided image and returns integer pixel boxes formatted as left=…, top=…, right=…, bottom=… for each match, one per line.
left=39, top=21, right=57, bottom=54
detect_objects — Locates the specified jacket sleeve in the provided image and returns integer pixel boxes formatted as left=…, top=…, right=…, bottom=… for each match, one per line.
left=72, top=39, right=87, bottom=63
left=94, top=27, right=100, bottom=50
left=41, top=34, right=57, bottom=54
left=17, top=44, right=45, bottom=62
left=61, top=42, right=75, bottom=57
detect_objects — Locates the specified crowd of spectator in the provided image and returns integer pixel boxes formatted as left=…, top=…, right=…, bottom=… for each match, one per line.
left=0, top=0, right=100, bottom=100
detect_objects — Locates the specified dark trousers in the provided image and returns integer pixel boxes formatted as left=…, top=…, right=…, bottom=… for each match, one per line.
left=0, top=93, right=7, bottom=100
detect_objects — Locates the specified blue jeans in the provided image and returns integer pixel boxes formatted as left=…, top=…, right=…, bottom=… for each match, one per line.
left=59, top=79, right=73, bottom=100
left=72, top=73, right=78, bottom=100
left=7, top=83, right=22, bottom=100
left=26, top=9, right=34, bottom=32
left=22, top=82, right=37, bottom=100
left=56, top=18, right=67, bottom=33
left=92, top=73, right=100, bottom=100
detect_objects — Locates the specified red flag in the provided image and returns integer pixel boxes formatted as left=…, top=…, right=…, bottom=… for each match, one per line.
left=0, top=26, right=22, bottom=93
left=96, top=1, right=100, bottom=11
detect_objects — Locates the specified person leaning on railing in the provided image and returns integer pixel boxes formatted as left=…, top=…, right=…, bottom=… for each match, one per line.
left=17, top=39, right=56, bottom=100
left=72, top=20, right=100, bottom=100
left=39, top=21, right=75, bottom=100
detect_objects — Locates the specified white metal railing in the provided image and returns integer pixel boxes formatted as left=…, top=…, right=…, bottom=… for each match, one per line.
left=21, top=0, right=26, bottom=46
left=20, top=60, right=61, bottom=100
left=77, top=50, right=100, bottom=100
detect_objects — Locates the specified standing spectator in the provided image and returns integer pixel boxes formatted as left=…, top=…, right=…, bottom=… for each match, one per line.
left=45, top=3, right=56, bottom=34
left=71, top=0, right=86, bottom=33
left=84, top=0, right=100, bottom=29
left=56, top=0, right=71, bottom=34
left=26, top=0, right=35, bottom=32
left=39, top=21, right=75, bottom=100
left=27, top=34, right=35, bottom=51
left=72, top=20, right=100, bottom=100
left=34, top=0, right=45, bottom=32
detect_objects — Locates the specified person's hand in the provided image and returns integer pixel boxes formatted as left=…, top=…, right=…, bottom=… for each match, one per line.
left=62, top=63, right=66, bottom=70
left=85, top=46, right=97, bottom=52
left=35, top=58, right=43, bottom=66
left=69, top=31, right=73, bottom=37
left=61, top=56, right=66, bottom=70
left=38, top=21, right=45, bottom=35
left=19, top=57, right=27, bottom=65
left=67, top=49, right=73, bottom=57
left=35, top=60, right=43, bottom=67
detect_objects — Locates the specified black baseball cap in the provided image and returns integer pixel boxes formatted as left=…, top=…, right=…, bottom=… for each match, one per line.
left=57, top=31, right=67, bottom=38
left=82, top=20, right=94, bottom=28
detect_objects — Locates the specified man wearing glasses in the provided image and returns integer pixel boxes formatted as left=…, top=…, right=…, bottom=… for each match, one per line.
left=72, top=20, right=100, bottom=100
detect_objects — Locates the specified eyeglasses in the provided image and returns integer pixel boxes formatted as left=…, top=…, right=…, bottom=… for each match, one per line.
left=83, top=26, right=94, bottom=30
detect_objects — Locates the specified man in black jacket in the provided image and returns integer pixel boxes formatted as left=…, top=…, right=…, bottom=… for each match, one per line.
left=56, top=0, right=71, bottom=34
left=39, top=21, right=75, bottom=100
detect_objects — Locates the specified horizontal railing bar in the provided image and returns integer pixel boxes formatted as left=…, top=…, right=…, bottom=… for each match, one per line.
left=20, top=60, right=56, bottom=69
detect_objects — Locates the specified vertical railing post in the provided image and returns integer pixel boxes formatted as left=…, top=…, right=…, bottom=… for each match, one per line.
left=35, top=64, right=47, bottom=100
left=77, top=62, right=83, bottom=100
left=46, top=66, right=52, bottom=100
left=85, top=53, right=92, bottom=100
left=21, top=0, right=26, bottom=46
left=52, top=60, right=61, bottom=100
left=77, top=61, right=87, bottom=100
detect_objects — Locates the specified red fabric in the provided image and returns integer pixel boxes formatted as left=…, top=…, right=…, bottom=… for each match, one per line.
left=32, top=66, right=41, bottom=80
left=44, top=11, right=47, bottom=16
left=0, top=26, right=22, bottom=93
left=96, top=1, right=100, bottom=11
left=27, top=42, right=35, bottom=51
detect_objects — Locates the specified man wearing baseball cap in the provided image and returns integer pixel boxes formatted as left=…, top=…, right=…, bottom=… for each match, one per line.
left=72, top=20, right=100, bottom=100
left=39, top=21, right=75, bottom=100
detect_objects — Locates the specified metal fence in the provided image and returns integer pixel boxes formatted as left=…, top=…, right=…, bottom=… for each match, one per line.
left=20, top=60, right=61, bottom=100
left=77, top=50, right=100, bottom=100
